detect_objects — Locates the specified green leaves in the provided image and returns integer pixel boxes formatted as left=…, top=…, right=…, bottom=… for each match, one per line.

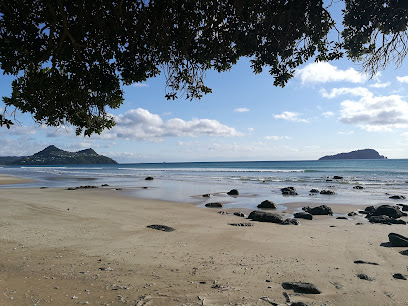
left=1, top=0, right=406, bottom=135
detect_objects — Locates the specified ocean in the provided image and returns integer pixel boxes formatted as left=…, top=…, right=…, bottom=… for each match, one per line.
left=1, top=159, right=407, bottom=210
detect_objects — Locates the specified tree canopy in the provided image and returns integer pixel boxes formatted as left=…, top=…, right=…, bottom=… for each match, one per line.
left=0, top=0, right=407, bottom=135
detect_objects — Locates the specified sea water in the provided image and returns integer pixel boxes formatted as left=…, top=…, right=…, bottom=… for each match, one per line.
left=1, top=159, right=407, bottom=210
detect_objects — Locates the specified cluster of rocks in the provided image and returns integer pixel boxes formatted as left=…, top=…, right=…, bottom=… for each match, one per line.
left=145, top=176, right=154, bottom=180
left=358, top=205, right=407, bottom=225
left=281, top=186, right=337, bottom=196
left=66, top=185, right=99, bottom=190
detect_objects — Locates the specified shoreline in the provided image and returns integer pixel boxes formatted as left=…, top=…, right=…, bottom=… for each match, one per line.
left=1, top=183, right=408, bottom=305
left=0, top=174, right=35, bottom=185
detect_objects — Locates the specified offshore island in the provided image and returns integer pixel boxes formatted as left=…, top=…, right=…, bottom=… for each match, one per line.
left=319, top=149, right=387, bottom=160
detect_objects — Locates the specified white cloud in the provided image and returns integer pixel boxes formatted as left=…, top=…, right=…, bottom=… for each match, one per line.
left=401, top=132, right=408, bottom=138
left=132, top=83, right=149, bottom=88
left=248, top=127, right=254, bottom=132
left=103, top=108, right=243, bottom=140
left=296, top=62, right=367, bottom=84
left=370, top=82, right=391, bottom=88
left=320, top=87, right=372, bottom=99
left=273, top=111, right=309, bottom=123
left=234, top=107, right=250, bottom=113
left=340, top=95, right=408, bottom=131
left=264, top=136, right=291, bottom=140
left=322, top=111, right=335, bottom=118
left=396, top=76, right=408, bottom=83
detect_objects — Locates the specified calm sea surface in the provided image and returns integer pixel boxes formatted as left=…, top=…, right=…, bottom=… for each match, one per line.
left=1, top=159, right=408, bottom=210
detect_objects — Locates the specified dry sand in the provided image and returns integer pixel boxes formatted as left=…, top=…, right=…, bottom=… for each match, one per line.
left=1, top=179, right=408, bottom=305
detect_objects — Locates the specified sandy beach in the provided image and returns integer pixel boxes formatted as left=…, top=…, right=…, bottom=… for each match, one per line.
left=1, top=178, right=408, bottom=305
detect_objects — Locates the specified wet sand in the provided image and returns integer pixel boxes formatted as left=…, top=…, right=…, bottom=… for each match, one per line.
left=1, top=179, right=408, bottom=305
left=0, top=174, right=34, bottom=185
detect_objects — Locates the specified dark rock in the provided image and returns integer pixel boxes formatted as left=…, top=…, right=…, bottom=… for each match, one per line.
left=116, top=188, right=123, bottom=190
left=336, top=216, right=348, bottom=220
left=320, top=190, right=335, bottom=195
left=326, top=179, right=332, bottom=182
left=283, top=291, right=290, bottom=303
left=348, top=212, right=358, bottom=216
left=282, top=218, right=299, bottom=225
left=401, top=205, right=408, bottom=211
left=294, top=212, right=313, bottom=220
left=281, top=282, right=322, bottom=294
left=227, top=189, right=239, bottom=196
left=218, top=211, right=228, bottom=215
left=355, top=222, right=364, bottom=225
left=145, top=176, right=154, bottom=180
left=205, top=202, right=223, bottom=208
left=281, top=187, right=298, bottom=195
left=393, top=273, right=407, bottom=280
left=303, top=205, right=333, bottom=216
left=367, top=205, right=405, bottom=219
left=248, top=211, right=284, bottom=224
left=101, top=184, right=109, bottom=187
left=333, top=176, right=343, bottom=180
left=364, top=206, right=376, bottom=213
left=142, top=187, right=148, bottom=189
left=368, top=215, right=406, bottom=225
left=257, top=200, right=278, bottom=209
left=389, top=195, right=406, bottom=200
left=357, top=273, right=375, bottom=281
left=309, top=189, right=319, bottom=193
left=202, top=194, right=210, bottom=197
left=399, top=249, right=408, bottom=256
left=354, top=260, right=379, bottom=266
left=228, top=223, right=254, bottom=226
left=147, top=224, right=175, bottom=232
left=291, top=303, right=309, bottom=306
left=233, top=212, right=246, bottom=217
left=353, top=185, right=364, bottom=189
left=359, top=210, right=369, bottom=215
left=388, top=233, right=408, bottom=247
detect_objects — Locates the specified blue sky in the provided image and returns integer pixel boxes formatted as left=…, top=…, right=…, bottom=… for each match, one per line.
left=2, top=56, right=408, bottom=163
left=2, top=3, right=408, bottom=162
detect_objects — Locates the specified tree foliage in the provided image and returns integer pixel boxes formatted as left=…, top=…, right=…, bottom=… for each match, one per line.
left=342, top=0, right=408, bottom=76
left=0, top=0, right=407, bottom=135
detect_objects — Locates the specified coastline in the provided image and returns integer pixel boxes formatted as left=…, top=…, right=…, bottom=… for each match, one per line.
left=1, top=181, right=408, bottom=305
left=0, top=174, right=34, bottom=185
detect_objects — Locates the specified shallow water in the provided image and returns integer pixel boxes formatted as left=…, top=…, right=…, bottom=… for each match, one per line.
left=1, top=159, right=407, bottom=210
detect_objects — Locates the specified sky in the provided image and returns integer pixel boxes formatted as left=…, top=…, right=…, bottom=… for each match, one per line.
left=2, top=8, right=408, bottom=163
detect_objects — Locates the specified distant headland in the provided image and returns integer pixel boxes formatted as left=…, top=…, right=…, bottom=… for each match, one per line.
left=319, top=149, right=387, bottom=160
left=0, top=145, right=117, bottom=165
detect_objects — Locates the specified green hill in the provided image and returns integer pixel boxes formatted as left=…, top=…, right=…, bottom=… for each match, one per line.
left=11, top=145, right=117, bottom=165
